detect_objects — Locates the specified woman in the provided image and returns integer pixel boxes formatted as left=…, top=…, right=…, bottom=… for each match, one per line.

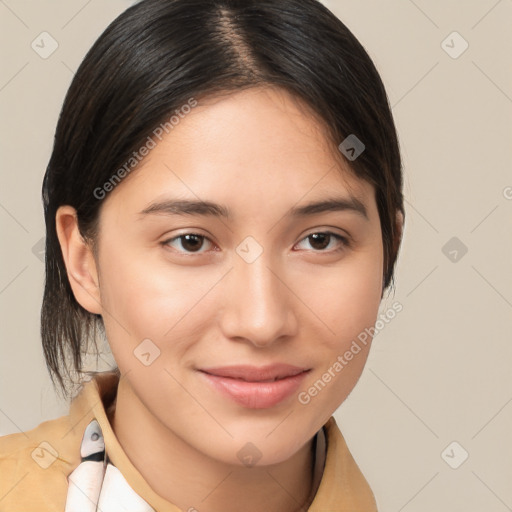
left=0, top=0, right=404, bottom=510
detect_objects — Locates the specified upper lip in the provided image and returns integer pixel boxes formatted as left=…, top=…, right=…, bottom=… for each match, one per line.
left=199, top=364, right=310, bottom=382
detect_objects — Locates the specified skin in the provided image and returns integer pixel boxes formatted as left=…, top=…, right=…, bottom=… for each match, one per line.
left=56, top=86, right=402, bottom=512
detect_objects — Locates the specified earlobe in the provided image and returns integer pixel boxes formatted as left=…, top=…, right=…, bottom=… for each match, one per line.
left=381, top=209, right=405, bottom=297
left=394, top=210, right=404, bottom=257
left=396, top=210, right=404, bottom=239
left=55, top=205, right=102, bottom=315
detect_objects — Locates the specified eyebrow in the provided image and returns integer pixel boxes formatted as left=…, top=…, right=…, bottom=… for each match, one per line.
left=138, top=196, right=369, bottom=221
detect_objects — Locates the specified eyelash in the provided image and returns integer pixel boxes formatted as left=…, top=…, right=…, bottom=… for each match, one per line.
left=161, top=231, right=350, bottom=256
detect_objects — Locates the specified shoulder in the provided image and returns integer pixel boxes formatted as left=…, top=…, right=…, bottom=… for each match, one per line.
left=0, top=375, right=115, bottom=511
left=311, top=416, right=378, bottom=511
left=0, top=413, right=82, bottom=511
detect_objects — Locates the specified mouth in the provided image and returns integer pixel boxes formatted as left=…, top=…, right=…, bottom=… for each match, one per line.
left=199, top=363, right=310, bottom=382
left=198, top=364, right=311, bottom=409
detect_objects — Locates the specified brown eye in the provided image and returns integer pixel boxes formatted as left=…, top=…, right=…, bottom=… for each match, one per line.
left=295, top=232, right=348, bottom=252
left=308, top=233, right=330, bottom=250
left=163, top=233, right=213, bottom=254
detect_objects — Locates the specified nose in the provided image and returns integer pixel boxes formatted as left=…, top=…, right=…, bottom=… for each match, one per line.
left=218, top=252, right=298, bottom=348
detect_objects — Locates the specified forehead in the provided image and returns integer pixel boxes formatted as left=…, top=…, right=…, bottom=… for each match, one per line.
left=103, top=86, right=375, bottom=218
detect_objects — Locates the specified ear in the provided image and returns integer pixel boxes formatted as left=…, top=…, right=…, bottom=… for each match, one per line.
left=55, top=205, right=102, bottom=315
left=381, top=209, right=405, bottom=295
left=394, top=210, right=404, bottom=251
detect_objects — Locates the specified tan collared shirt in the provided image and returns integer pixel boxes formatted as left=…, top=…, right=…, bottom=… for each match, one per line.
left=0, top=372, right=377, bottom=511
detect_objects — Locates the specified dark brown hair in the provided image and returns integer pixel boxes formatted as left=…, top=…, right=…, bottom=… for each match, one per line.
left=41, top=0, right=405, bottom=398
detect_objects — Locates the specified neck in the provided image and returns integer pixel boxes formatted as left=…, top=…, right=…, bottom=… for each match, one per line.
left=109, top=376, right=319, bottom=512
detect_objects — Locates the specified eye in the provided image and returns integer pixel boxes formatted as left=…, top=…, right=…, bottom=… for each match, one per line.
left=162, top=231, right=349, bottom=255
left=162, top=233, right=215, bottom=254
left=294, top=231, right=349, bottom=252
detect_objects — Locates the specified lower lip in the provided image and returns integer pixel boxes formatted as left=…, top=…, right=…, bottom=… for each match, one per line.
left=199, top=370, right=310, bottom=409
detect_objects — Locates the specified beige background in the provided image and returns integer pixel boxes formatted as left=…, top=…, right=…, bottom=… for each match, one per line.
left=1, top=0, right=511, bottom=510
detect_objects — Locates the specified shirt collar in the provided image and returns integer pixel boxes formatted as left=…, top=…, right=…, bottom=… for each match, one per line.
left=68, top=371, right=377, bottom=511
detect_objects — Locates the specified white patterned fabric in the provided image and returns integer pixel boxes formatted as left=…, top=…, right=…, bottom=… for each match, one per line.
left=64, top=419, right=155, bottom=512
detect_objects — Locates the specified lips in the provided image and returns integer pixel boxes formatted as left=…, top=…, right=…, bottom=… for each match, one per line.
left=199, top=364, right=309, bottom=382
left=198, top=364, right=311, bottom=409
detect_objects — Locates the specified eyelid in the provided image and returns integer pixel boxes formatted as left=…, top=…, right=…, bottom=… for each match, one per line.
left=161, top=232, right=217, bottom=255
left=299, top=223, right=353, bottom=242
left=294, top=230, right=351, bottom=252
left=301, top=226, right=351, bottom=241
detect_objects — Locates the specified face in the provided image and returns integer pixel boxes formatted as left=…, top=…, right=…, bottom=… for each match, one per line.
left=88, top=86, right=384, bottom=466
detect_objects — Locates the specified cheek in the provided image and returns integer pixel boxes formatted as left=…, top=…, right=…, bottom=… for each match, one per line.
left=299, top=251, right=383, bottom=347
left=304, top=251, right=383, bottom=408
left=296, top=259, right=381, bottom=417
left=95, top=243, right=168, bottom=360
left=96, top=244, right=215, bottom=366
